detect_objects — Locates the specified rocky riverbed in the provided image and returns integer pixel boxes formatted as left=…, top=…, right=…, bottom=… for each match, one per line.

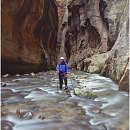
left=1, top=70, right=129, bottom=130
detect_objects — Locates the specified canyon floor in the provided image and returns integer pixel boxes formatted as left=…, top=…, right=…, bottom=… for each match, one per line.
left=1, top=70, right=129, bottom=130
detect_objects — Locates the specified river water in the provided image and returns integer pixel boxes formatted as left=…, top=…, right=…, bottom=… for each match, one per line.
left=1, top=70, right=129, bottom=130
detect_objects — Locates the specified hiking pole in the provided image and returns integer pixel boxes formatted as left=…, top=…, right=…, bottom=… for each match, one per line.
left=69, top=74, right=74, bottom=90
left=57, top=73, right=59, bottom=92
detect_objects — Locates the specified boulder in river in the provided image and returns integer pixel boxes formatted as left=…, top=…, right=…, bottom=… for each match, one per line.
left=2, top=74, right=9, bottom=78
left=1, top=120, right=14, bottom=130
left=38, top=115, right=45, bottom=120
left=16, top=109, right=33, bottom=120
left=1, top=83, right=7, bottom=87
left=76, top=80, right=80, bottom=83
left=30, top=72, right=35, bottom=76
left=52, top=78, right=55, bottom=81
left=74, top=88, right=97, bottom=98
left=15, top=74, right=21, bottom=77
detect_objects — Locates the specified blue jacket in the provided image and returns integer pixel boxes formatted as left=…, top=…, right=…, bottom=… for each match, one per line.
left=56, top=61, right=69, bottom=76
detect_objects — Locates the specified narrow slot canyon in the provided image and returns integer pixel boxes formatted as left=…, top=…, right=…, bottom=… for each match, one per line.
left=57, top=0, right=129, bottom=92
left=1, top=0, right=129, bottom=129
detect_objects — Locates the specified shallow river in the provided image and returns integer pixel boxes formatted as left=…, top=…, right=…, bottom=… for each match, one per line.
left=1, top=70, right=129, bottom=130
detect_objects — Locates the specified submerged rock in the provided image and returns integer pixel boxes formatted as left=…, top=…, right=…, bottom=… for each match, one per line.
left=91, top=88, right=99, bottom=90
left=24, top=74, right=30, bottom=76
left=16, top=109, right=33, bottom=120
left=10, top=79, right=19, bottom=82
left=90, top=108, right=102, bottom=114
left=1, top=120, right=14, bottom=130
left=38, top=115, right=45, bottom=120
left=79, top=76, right=88, bottom=79
left=76, top=80, right=80, bottom=83
left=40, top=80, right=45, bottom=82
left=58, top=90, right=71, bottom=97
left=74, top=88, right=97, bottom=98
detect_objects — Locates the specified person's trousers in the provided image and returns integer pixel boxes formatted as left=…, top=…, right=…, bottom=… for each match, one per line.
left=59, top=74, right=67, bottom=89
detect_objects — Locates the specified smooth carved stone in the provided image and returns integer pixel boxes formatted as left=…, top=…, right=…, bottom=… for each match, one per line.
left=1, top=0, right=58, bottom=75
left=59, top=0, right=129, bottom=92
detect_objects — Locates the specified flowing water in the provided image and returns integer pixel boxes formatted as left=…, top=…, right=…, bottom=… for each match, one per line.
left=1, top=70, right=129, bottom=130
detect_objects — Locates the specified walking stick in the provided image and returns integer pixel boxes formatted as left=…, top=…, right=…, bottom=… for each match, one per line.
left=57, top=75, right=59, bottom=92
left=69, top=74, right=74, bottom=90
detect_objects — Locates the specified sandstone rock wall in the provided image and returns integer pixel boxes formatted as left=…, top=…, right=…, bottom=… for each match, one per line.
left=59, top=0, right=129, bottom=91
left=56, top=0, right=67, bottom=60
left=2, top=0, right=58, bottom=74
left=100, top=0, right=129, bottom=92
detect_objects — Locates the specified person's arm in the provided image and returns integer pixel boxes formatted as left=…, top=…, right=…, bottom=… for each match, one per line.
left=56, top=63, right=60, bottom=73
left=66, top=63, right=70, bottom=74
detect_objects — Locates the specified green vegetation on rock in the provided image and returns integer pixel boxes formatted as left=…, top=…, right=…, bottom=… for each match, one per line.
left=74, top=88, right=97, bottom=98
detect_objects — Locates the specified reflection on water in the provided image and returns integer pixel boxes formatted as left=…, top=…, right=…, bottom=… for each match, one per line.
left=1, top=70, right=129, bottom=130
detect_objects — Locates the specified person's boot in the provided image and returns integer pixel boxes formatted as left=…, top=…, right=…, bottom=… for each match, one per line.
left=60, top=86, right=62, bottom=89
left=65, top=86, right=68, bottom=90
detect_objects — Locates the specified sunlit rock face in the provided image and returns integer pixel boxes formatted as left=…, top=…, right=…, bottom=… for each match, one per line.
left=2, top=0, right=58, bottom=74
left=59, top=0, right=129, bottom=91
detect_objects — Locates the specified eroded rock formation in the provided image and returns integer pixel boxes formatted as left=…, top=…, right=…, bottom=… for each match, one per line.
left=100, top=1, right=129, bottom=91
left=59, top=0, right=129, bottom=91
left=2, top=0, right=58, bottom=74
left=56, top=0, right=66, bottom=60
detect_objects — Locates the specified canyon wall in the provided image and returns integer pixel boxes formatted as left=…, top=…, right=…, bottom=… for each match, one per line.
left=56, top=0, right=66, bottom=60
left=60, top=0, right=129, bottom=91
left=101, top=0, right=129, bottom=92
left=2, top=0, right=58, bottom=74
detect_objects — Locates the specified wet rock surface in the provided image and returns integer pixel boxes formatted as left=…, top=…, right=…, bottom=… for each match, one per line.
left=74, top=88, right=97, bottom=98
left=1, top=83, right=7, bottom=87
left=2, top=74, right=9, bottom=78
left=1, top=120, right=14, bottom=130
left=16, top=109, right=34, bottom=120
left=1, top=70, right=129, bottom=130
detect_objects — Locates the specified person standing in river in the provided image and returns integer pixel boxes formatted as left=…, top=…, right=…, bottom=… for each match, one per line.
left=56, top=57, right=70, bottom=90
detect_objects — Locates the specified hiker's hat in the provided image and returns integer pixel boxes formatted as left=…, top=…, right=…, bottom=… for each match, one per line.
left=60, top=57, right=64, bottom=60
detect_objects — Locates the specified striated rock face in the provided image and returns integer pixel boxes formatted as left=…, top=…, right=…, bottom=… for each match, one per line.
left=100, top=0, right=129, bottom=92
left=56, top=0, right=66, bottom=60
left=59, top=0, right=129, bottom=91
left=2, top=0, right=58, bottom=74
